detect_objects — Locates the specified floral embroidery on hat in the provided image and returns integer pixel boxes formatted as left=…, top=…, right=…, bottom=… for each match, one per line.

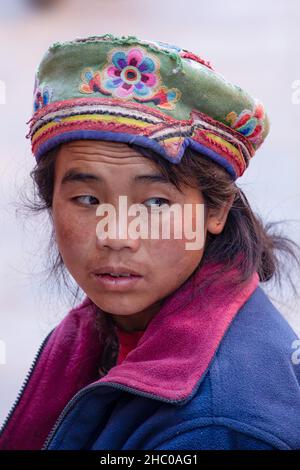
left=79, top=46, right=182, bottom=110
left=225, top=101, right=265, bottom=146
left=80, top=68, right=111, bottom=95
left=33, top=84, right=53, bottom=112
left=180, top=51, right=213, bottom=70
left=102, top=47, right=160, bottom=99
left=154, top=41, right=182, bottom=53
left=134, top=86, right=181, bottom=110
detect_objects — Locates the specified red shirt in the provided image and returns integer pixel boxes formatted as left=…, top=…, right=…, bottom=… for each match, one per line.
left=115, top=327, right=145, bottom=365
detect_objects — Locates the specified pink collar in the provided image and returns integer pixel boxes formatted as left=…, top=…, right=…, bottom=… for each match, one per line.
left=97, top=262, right=259, bottom=401
left=0, top=261, right=259, bottom=449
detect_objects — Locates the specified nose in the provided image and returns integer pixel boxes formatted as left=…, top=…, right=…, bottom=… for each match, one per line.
left=95, top=205, right=141, bottom=252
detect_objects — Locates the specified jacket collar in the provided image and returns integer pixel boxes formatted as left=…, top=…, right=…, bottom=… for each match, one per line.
left=94, top=261, right=259, bottom=403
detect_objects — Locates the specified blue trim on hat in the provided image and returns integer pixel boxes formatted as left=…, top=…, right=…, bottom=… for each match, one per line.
left=34, top=130, right=237, bottom=180
left=35, top=130, right=182, bottom=163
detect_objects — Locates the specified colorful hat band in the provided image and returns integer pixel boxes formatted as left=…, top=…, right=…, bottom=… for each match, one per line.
left=27, top=96, right=256, bottom=179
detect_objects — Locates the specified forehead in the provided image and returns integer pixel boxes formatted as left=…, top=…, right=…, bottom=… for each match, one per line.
left=55, top=140, right=153, bottom=169
left=54, top=139, right=179, bottom=190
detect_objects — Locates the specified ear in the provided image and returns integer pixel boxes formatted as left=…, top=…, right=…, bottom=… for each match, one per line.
left=206, top=194, right=235, bottom=235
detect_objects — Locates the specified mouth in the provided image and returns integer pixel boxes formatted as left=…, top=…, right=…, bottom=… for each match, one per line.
left=96, top=272, right=142, bottom=279
left=93, top=266, right=143, bottom=290
left=92, top=272, right=143, bottom=291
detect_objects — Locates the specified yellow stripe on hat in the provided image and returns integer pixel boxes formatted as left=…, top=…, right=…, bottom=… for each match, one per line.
left=32, top=113, right=152, bottom=141
left=204, top=132, right=245, bottom=167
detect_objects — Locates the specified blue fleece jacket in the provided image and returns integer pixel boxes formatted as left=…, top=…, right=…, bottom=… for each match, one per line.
left=0, top=268, right=299, bottom=451
left=44, top=286, right=300, bottom=450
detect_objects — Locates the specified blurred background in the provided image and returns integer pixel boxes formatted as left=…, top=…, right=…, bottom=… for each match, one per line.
left=1, top=0, right=300, bottom=425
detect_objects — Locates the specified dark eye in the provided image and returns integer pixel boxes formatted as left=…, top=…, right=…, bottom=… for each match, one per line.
left=144, top=197, right=170, bottom=208
left=71, top=195, right=99, bottom=206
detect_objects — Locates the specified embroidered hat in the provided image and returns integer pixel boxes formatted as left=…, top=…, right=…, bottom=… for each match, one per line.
left=27, top=33, right=270, bottom=180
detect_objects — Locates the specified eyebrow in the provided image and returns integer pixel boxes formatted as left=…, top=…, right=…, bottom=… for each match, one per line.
left=61, top=169, right=173, bottom=186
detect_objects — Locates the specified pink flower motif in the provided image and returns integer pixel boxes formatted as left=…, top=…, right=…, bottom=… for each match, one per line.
left=103, top=47, right=159, bottom=98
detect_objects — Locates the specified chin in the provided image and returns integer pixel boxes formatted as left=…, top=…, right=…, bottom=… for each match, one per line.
left=93, top=297, right=145, bottom=317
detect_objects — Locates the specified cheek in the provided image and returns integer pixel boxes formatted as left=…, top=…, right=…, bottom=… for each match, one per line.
left=148, top=205, right=206, bottom=268
left=146, top=236, right=203, bottom=287
left=52, top=203, right=94, bottom=262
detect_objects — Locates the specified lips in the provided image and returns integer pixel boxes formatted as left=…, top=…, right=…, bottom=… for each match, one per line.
left=92, top=265, right=143, bottom=277
left=92, top=270, right=143, bottom=291
left=98, top=273, right=140, bottom=278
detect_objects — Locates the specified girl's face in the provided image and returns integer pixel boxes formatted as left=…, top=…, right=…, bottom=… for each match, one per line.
left=52, top=140, right=230, bottom=331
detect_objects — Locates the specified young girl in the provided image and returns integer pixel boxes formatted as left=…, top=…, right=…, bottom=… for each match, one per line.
left=0, top=34, right=299, bottom=450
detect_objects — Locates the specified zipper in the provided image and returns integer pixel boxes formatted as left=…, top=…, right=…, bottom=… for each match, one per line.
left=0, top=327, right=55, bottom=438
left=41, top=380, right=185, bottom=450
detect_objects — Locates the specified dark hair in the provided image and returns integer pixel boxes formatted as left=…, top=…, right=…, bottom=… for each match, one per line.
left=19, top=142, right=300, bottom=307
